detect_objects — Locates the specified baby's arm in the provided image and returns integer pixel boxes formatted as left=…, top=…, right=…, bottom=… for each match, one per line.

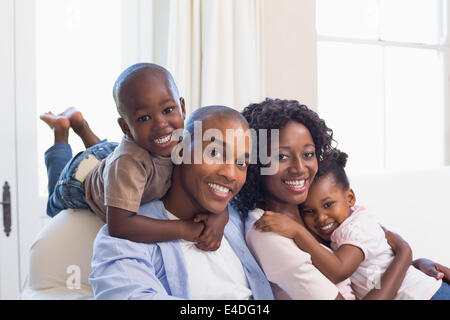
left=255, top=211, right=364, bottom=284
left=107, top=206, right=204, bottom=243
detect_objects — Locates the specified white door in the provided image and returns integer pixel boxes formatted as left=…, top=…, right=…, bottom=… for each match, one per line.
left=0, top=0, right=21, bottom=299
left=1, top=0, right=154, bottom=298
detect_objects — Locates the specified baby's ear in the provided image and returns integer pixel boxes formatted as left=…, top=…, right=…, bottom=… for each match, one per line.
left=117, top=117, right=132, bottom=139
left=346, top=188, right=356, bottom=207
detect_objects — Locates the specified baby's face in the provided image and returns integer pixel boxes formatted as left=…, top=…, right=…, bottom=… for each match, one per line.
left=119, top=73, right=185, bottom=157
left=300, top=173, right=355, bottom=241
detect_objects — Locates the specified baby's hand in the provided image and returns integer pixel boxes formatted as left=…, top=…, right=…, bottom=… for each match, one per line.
left=193, top=208, right=229, bottom=251
left=254, top=211, right=301, bottom=239
left=179, top=220, right=204, bottom=242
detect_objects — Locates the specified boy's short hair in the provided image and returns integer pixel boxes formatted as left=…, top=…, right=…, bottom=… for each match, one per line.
left=112, top=63, right=180, bottom=117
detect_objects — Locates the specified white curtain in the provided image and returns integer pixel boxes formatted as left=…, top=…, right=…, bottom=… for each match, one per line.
left=166, top=0, right=262, bottom=115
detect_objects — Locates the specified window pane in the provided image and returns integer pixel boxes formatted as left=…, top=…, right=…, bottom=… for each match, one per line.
left=384, top=47, right=444, bottom=169
left=317, top=42, right=384, bottom=172
left=380, top=0, right=442, bottom=44
left=36, top=0, right=123, bottom=196
left=316, top=0, right=379, bottom=39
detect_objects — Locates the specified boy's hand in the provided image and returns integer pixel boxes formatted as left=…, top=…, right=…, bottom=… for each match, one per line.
left=193, top=208, right=229, bottom=251
left=413, top=258, right=450, bottom=284
left=254, top=211, right=302, bottom=239
left=179, top=220, right=204, bottom=242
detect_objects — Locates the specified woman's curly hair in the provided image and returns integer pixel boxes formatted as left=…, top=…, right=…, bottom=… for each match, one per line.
left=232, top=98, right=335, bottom=217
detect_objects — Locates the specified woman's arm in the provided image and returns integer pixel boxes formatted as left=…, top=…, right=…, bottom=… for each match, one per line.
left=255, top=211, right=363, bottom=284
left=362, top=229, right=412, bottom=300
left=413, top=258, right=450, bottom=283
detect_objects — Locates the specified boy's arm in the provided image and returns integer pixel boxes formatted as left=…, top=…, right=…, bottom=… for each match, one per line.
left=107, top=206, right=204, bottom=243
left=193, top=208, right=229, bottom=251
left=255, top=211, right=364, bottom=284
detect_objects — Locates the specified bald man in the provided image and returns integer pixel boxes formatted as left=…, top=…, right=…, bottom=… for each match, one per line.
left=89, top=106, right=274, bottom=300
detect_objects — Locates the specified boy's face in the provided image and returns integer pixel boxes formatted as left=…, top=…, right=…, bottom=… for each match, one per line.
left=180, top=118, right=251, bottom=215
left=300, top=173, right=355, bottom=241
left=118, top=73, right=185, bottom=157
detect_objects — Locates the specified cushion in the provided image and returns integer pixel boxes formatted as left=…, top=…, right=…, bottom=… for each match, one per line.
left=19, top=209, right=104, bottom=300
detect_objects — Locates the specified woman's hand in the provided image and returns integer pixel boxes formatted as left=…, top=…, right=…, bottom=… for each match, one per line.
left=254, top=211, right=303, bottom=239
left=381, top=226, right=412, bottom=260
left=413, top=258, right=450, bottom=283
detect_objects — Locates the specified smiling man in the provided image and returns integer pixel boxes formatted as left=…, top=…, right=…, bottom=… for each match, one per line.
left=89, top=106, right=274, bottom=300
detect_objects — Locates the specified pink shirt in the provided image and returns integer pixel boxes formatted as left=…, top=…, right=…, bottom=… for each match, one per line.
left=245, top=208, right=355, bottom=300
left=331, top=206, right=442, bottom=300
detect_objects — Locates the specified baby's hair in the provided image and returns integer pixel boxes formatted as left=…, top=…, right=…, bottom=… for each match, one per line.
left=316, top=149, right=350, bottom=190
left=112, top=62, right=179, bottom=117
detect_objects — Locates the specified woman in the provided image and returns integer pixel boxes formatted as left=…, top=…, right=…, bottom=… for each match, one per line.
left=233, top=98, right=448, bottom=300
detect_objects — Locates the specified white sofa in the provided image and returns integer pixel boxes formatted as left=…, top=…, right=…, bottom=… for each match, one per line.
left=19, top=209, right=104, bottom=299
left=19, top=168, right=450, bottom=299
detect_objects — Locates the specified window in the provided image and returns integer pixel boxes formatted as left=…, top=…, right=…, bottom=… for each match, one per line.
left=316, top=0, right=446, bottom=172
left=36, top=0, right=124, bottom=196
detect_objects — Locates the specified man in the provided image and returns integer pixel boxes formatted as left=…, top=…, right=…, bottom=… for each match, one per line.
left=89, top=106, right=274, bottom=300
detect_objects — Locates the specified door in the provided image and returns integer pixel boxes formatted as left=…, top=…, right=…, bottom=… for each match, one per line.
left=0, top=0, right=21, bottom=299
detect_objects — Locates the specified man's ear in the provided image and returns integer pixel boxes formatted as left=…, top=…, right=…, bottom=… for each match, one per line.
left=346, top=188, right=356, bottom=207
left=118, top=117, right=132, bottom=139
left=179, top=97, right=186, bottom=120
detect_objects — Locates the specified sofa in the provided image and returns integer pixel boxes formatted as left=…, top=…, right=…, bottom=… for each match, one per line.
left=19, top=168, right=450, bottom=299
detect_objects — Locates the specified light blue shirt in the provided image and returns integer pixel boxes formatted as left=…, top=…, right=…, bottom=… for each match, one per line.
left=89, top=200, right=274, bottom=300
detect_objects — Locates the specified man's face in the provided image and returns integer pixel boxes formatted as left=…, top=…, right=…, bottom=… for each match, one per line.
left=180, top=118, right=251, bottom=214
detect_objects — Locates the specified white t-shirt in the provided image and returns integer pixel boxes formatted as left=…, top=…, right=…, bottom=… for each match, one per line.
left=166, top=210, right=252, bottom=300
left=245, top=208, right=355, bottom=300
left=331, top=206, right=442, bottom=300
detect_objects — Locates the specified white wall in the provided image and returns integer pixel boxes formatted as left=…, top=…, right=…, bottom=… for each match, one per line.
left=260, top=0, right=318, bottom=110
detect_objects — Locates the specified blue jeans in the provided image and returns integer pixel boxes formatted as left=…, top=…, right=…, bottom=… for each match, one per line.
left=430, top=281, right=450, bottom=300
left=44, top=140, right=118, bottom=217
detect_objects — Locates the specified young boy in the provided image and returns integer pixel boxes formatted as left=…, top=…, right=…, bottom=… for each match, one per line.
left=41, top=63, right=226, bottom=250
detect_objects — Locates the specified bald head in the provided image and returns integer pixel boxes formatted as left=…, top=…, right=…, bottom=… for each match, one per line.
left=113, top=63, right=180, bottom=117
left=185, top=105, right=249, bottom=138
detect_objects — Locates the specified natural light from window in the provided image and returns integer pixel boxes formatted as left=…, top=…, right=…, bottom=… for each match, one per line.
left=36, top=0, right=124, bottom=196
left=317, top=0, right=445, bottom=172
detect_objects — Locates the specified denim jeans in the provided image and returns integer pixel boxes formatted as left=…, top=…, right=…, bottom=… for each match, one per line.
left=430, top=281, right=450, bottom=300
left=44, top=140, right=118, bottom=217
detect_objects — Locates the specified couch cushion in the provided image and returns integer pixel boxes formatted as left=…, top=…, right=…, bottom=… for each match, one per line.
left=20, top=209, right=104, bottom=300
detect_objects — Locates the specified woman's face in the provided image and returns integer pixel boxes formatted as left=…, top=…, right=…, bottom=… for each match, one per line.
left=262, top=120, right=318, bottom=210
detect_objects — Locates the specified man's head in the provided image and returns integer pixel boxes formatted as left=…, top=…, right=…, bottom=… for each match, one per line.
left=113, top=63, right=186, bottom=157
left=166, top=106, right=252, bottom=218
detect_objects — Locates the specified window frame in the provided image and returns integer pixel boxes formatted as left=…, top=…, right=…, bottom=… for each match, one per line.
left=316, top=0, right=450, bottom=167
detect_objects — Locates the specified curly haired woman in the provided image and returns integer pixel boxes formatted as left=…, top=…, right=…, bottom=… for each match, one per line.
left=233, top=98, right=447, bottom=300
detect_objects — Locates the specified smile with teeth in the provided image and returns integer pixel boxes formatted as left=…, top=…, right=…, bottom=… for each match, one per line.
left=320, top=222, right=335, bottom=232
left=154, top=133, right=172, bottom=145
left=283, top=179, right=306, bottom=190
left=208, top=183, right=230, bottom=197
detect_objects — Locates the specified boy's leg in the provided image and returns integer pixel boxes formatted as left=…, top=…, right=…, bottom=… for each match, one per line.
left=61, top=107, right=101, bottom=148
left=40, top=112, right=73, bottom=217
left=40, top=112, right=72, bottom=194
